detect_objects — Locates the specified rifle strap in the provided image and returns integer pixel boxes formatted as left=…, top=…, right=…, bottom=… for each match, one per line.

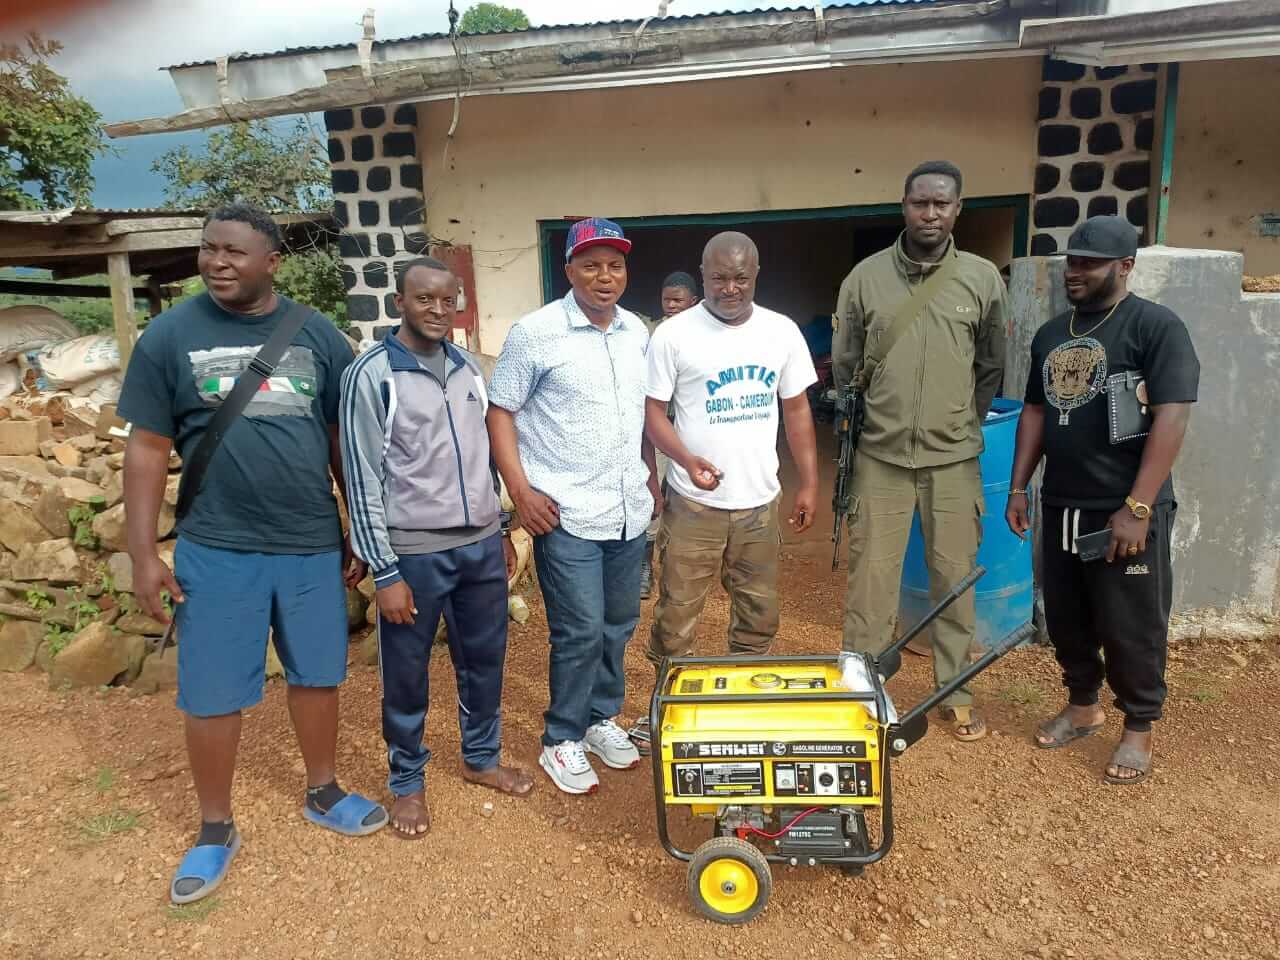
left=857, top=246, right=961, bottom=391
left=174, top=298, right=311, bottom=521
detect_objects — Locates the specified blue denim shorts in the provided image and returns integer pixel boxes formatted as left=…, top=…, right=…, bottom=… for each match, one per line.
left=172, top=536, right=349, bottom=718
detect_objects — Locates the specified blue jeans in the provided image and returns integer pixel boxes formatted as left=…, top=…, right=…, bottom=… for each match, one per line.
left=532, top=526, right=645, bottom=746
left=377, top=534, right=509, bottom=796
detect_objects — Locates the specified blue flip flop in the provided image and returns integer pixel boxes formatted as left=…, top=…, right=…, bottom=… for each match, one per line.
left=170, top=828, right=241, bottom=905
left=302, top=793, right=388, bottom=837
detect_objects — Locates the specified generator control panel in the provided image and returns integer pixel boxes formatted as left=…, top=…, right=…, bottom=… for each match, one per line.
left=658, top=660, right=884, bottom=807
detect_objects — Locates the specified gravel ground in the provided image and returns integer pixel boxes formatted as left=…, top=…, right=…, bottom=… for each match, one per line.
left=3, top=449, right=1278, bottom=960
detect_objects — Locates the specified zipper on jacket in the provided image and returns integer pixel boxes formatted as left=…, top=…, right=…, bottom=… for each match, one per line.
left=413, top=358, right=473, bottom=527
left=907, top=272, right=927, bottom=469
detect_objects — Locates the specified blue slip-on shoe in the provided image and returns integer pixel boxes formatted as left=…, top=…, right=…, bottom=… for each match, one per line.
left=302, top=793, right=388, bottom=837
left=169, top=828, right=241, bottom=905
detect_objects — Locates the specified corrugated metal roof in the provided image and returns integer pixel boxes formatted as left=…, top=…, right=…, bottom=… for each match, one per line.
left=163, top=1, right=945, bottom=70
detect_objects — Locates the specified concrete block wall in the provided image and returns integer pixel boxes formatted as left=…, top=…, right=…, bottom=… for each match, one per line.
left=323, top=104, right=429, bottom=342
left=1032, top=59, right=1158, bottom=256
left=1008, top=248, right=1280, bottom=619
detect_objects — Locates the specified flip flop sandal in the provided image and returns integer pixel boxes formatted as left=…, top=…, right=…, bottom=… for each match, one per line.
left=940, top=705, right=987, bottom=742
left=170, top=827, right=241, bottom=905
left=1103, top=742, right=1152, bottom=786
left=1035, top=712, right=1105, bottom=750
left=303, top=793, right=388, bottom=837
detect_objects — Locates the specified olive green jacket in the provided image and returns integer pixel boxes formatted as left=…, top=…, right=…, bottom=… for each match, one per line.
left=832, top=235, right=1008, bottom=469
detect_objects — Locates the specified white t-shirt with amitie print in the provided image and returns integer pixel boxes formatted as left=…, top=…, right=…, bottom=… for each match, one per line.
left=646, top=302, right=817, bottom=510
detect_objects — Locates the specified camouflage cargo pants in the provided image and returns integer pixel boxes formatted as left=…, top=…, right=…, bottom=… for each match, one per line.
left=647, top=491, right=781, bottom=664
left=842, top=455, right=983, bottom=708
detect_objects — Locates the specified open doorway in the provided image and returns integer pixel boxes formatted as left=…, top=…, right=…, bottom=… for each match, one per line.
left=537, top=197, right=1027, bottom=327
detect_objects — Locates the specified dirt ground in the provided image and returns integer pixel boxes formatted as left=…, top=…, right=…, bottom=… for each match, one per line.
left=3, top=446, right=1280, bottom=960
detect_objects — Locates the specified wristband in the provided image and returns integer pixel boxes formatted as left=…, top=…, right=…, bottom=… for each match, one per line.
left=500, top=511, right=513, bottom=536
left=1008, top=487, right=1028, bottom=497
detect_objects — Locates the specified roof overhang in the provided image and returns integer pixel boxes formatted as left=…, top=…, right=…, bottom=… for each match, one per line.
left=1022, top=0, right=1280, bottom=64
left=104, top=0, right=1280, bottom=139
left=106, top=0, right=1033, bottom=137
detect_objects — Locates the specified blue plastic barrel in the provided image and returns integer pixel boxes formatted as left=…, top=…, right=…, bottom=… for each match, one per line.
left=898, top=398, right=1033, bottom=648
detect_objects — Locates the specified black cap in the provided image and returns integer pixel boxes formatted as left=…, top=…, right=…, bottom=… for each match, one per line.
left=1064, top=216, right=1138, bottom=259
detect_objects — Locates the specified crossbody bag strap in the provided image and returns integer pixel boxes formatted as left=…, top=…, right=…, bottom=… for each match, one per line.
left=174, top=300, right=312, bottom=520
left=857, top=249, right=961, bottom=391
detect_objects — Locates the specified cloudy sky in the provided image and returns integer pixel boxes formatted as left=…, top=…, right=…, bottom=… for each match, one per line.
left=3, top=0, right=763, bottom=207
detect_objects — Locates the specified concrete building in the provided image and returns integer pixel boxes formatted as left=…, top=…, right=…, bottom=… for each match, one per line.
left=106, top=0, right=1280, bottom=349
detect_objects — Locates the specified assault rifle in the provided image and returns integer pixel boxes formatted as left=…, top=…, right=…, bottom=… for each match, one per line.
left=830, top=384, right=866, bottom=571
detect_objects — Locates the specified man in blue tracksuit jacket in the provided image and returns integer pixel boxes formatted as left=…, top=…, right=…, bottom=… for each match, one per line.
left=340, top=257, right=534, bottom=838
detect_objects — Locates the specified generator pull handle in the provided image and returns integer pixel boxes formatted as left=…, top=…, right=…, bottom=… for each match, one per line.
left=891, top=621, right=1038, bottom=740
left=875, top=565, right=985, bottom=680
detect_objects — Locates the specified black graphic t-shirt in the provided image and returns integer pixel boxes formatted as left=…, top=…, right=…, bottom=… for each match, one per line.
left=118, top=292, right=355, bottom=554
left=1025, top=294, right=1199, bottom=510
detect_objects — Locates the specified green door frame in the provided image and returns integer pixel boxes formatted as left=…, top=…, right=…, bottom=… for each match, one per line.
left=536, top=195, right=1030, bottom=303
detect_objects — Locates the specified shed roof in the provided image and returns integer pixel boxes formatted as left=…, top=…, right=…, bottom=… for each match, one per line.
left=0, top=210, right=334, bottom=285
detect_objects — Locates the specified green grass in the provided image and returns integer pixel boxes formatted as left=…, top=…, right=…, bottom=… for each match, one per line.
left=93, top=767, right=115, bottom=794
left=997, top=680, right=1045, bottom=708
left=1179, top=672, right=1222, bottom=704
left=79, top=808, right=142, bottom=842
left=166, top=898, right=222, bottom=923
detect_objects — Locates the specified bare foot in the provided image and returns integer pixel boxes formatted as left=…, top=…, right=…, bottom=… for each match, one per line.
left=1105, top=729, right=1153, bottom=783
left=389, top=791, right=430, bottom=839
left=1035, top=704, right=1105, bottom=747
left=462, top=763, right=534, bottom=797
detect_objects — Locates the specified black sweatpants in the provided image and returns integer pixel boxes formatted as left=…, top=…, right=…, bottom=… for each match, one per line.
left=1041, top=503, right=1176, bottom=732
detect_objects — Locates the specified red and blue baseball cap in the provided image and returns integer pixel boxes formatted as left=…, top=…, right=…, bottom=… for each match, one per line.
left=566, top=217, right=632, bottom=262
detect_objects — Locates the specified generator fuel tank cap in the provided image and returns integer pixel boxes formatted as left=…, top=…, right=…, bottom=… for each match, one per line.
left=749, top=672, right=783, bottom=689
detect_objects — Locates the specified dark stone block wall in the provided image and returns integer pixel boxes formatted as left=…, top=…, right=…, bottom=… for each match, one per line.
left=324, top=104, right=427, bottom=341
left=1031, top=60, right=1158, bottom=256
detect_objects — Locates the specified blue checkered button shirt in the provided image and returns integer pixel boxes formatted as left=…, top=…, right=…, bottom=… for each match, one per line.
left=488, top=293, right=654, bottom=541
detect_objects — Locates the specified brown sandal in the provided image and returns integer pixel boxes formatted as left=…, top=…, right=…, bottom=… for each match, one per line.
left=940, top=705, right=988, bottom=742
left=462, top=763, right=535, bottom=797
left=388, top=792, right=431, bottom=840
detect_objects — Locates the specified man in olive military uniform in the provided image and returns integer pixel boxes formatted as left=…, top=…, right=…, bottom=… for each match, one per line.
left=832, top=160, right=1008, bottom=741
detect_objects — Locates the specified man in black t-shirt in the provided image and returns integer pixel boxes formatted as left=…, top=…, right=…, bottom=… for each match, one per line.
left=120, top=204, right=387, bottom=905
left=1006, top=216, right=1199, bottom=785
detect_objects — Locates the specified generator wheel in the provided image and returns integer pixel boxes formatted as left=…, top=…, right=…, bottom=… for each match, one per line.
left=687, top=837, right=772, bottom=925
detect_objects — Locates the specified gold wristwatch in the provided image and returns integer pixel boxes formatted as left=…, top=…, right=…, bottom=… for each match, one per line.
left=1124, top=496, right=1151, bottom=520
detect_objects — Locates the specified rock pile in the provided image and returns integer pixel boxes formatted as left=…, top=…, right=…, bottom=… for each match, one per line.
left=0, top=388, right=535, bottom=693
left=0, top=391, right=373, bottom=693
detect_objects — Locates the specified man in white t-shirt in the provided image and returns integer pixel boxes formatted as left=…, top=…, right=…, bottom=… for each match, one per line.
left=644, top=232, right=819, bottom=663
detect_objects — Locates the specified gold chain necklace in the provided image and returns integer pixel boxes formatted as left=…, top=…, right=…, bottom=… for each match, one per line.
left=1069, top=295, right=1126, bottom=338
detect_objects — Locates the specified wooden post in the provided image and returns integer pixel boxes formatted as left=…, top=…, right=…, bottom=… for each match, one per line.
left=145, top=278, right=165, bottom=318
left=106, top=251, right=138, bottom=371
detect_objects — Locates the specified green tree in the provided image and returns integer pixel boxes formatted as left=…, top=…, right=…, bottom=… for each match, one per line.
left=152, top=118, right=330, bottom=211
left=459, top=3, right=530, bottom=34
left=0, top=33, right=106, bottom=210
left=152, top=119, right=348, bottom=327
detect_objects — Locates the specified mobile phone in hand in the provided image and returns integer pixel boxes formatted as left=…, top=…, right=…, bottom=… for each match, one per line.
left=1073, top=528, right=1113, bottom=563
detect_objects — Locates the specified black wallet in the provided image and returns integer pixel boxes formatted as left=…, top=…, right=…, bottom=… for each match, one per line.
left=1106, top=370, right=1151, bottom=444
left=1073, top=528, right=1113, bottom=563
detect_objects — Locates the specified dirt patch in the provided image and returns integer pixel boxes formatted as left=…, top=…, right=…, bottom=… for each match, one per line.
left=3, top=547, right=1280, bottom=960
left=3, top=436, right=1278, bottom=959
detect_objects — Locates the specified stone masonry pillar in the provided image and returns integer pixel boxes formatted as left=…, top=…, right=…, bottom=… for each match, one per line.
left=1032, top=59, right=1158, bottom=255
left=323, top=104, right=430, bottom=342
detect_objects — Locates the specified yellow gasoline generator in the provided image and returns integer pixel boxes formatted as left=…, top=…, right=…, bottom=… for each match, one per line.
left=648, top=566, right=1034, bottom=924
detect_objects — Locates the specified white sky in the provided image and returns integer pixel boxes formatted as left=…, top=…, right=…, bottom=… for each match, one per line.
left=0, top=0, right=761, bottom=205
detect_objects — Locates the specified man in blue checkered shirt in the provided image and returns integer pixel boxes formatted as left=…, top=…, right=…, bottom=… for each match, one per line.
left=487, top=218, right=661, bottom=796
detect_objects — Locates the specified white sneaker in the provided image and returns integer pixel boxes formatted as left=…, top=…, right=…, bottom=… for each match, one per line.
left=584, top=719, right=641, bottom=770
left=539, top=741, right=599, bottom=795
